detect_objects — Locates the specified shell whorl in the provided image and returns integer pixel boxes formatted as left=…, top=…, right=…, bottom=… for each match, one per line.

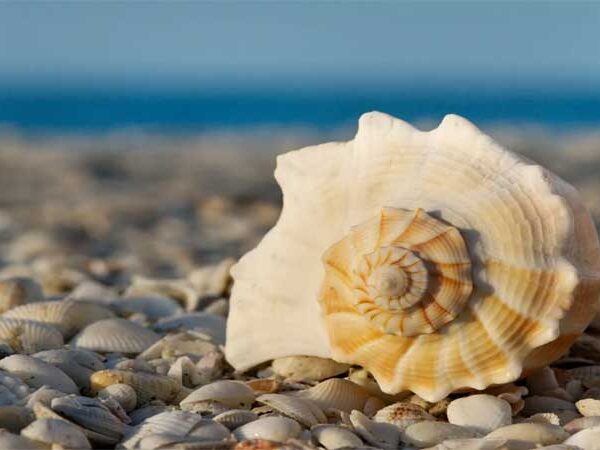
left=321, top=208, right=472, bottom=336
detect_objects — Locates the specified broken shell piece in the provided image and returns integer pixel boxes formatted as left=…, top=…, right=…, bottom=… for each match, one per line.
left=0, top=354, right=78, bottom=394
left=90, top=369, right=181, bottom=406
left=233, top=416, right=302, bottom=442
left=271, top=356, right=349, bottom=381
left=0, top=318, right=63, bottom=354
left=373, top=402, right=435, bottom=431
left=180, top=380, right=256, bottom=412
left=98, top=383, right=137, bottom=413
left=245, top=378, right=281, bottom=395
left=214, top=409, right=259, bottom=430
left=257, top=393, right=326, bottom=427
left=21, top=418, right=91, bottom=449
left=292, top=378, right=372, bottom=412
left=168, top=356, right=205, bottom=388
left=311, top=424, right=363, bottom=450
left=72, top=318, right=160, bottom=354
left=447, top=395, right=512, bottom=434
left=349, top=409, right=402, bottom=450
left=0, top=277, right=44, bottom=314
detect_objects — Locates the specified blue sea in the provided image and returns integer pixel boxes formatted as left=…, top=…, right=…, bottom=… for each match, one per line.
left=1, top=84, right=600, bottom=133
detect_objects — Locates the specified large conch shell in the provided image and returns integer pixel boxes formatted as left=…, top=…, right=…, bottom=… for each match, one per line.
left=226, top=112, right=600, bottom=402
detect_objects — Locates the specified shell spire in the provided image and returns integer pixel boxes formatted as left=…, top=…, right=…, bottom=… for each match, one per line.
left=226, top=112, right=600, bottom=402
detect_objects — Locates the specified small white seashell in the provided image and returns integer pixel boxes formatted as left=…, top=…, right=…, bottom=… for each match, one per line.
left=0, top=429, right=43, bottom=450
left=0, top=277, right=44, bottom=314
left=293, top=378, right=372, bottom=412
left=257, top=393, right=326, bottom=427
left=33, top=348, right=105, bottom=390
left=402, top=421, right=480, bottom=448
left=0, top=318, right=63, bottom=354
left=154, top=312, right=226, bottom=345
left=271, top=356, right=350, bottom=381
left=181, top=380, right=255, bottom=411
left=349, top=409, right=402, bottom=450
left=447, top=394, right=512, bottom=434
left=72, top=318, right=160, bottom=354
left=21, top=418, right=91, bottom=449
left=374, top=401, right=435, bottom=431
left=576, top=398, right=600, bottom=416
left=90, top=369, right=181, bottom=406
left=98, top=383, right=137, bottom=413
left=311, top=424, right=363, bottom=449
left=523, top=412, right=561, bottom=426
left=233, top=416, right=302, bottom=442
left=564, top=415, right=600, bottom=433
left=214, top=409, right=258, bottom=430
left=485, top=422, right=569, bottom=446
left=0, top=354, right=78, bottom=394
left=563, top=425, right=600, bottom=449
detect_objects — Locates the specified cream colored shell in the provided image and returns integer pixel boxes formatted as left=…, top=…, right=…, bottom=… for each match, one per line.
left=225, top=112, right=600, bottom=402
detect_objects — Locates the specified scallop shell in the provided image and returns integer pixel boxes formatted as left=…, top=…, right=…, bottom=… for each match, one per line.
left=90, top=369, right=181, bottom=406
left=21, top=418, right=91, bottom=449
left=226, top=112, right=600, bottom=401
left=72, top=318, right=160, bottom=354
left=2, top=300, right=114, bottom=338
left=0, top=318, right=63, bottom=354
left=0, top=354, right=78, bottom=394
left=257, top=393, right=327, bottom=427
left=446, top=394, right=512, bottom=434
left=311, top=424, right=363, bottom=450
left=292, top=378, right=372, bottom=413
left=180, top=380, right=255, bottom=411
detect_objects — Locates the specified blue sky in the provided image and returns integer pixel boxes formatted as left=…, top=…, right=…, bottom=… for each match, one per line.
left=1, top=2, right=599, bottom=91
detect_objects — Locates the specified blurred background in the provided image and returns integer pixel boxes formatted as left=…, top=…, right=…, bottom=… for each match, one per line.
left=0, top=2, right=599, bottom=284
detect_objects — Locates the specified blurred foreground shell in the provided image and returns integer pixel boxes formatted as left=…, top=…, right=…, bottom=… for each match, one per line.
left=226, top=112, right=600, bottom=401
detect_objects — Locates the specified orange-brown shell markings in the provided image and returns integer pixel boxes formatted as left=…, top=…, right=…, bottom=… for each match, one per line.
left=319, top=206, right=579, bottom=400
left=321, top=207, right=473, bottom=337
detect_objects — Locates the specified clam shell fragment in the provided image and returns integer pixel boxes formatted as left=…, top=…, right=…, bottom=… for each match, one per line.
left=233, top=416, right=302, bottom=442
left=0, top=354, right=78, bottom=394
left=446, top=394, right=512, bottom=434
left=0, top=318, right=63, bottom=354
left=72, top=318, right=160, bottom=354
